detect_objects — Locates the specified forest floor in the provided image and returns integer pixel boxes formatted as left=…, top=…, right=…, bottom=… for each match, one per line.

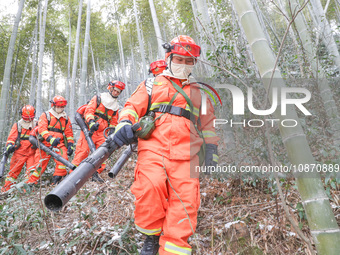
left=0, top=149, right=339, bottom=255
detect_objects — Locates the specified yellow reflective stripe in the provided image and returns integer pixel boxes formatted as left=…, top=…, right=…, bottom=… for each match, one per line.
left=96, top=109, right=105, bottom=114
left=185, top=104, right=199, bottom=116
left=149, top=101, right=169, bottom=111
left=41, top=131, right=49, bottom=137
left=21, top=134, right=29, bottom=138
left=202, top=130, right=217, bottom=138
left=32, top=172, right=40, bottom=178
left=57, top=165, right=66, bottom=169
left=164, top=241, right=191, bottom=255
left=67, top=137, right=74, bottom=141
left=120, top=109, right=139, bottom=122
left=5, top=176, right=16, bottom=182
left=213, top=154, right=219, bottom=162
left=85, top=114, right=95, bottom=121
left=7, top=141, right=15, bottom=144
left=135, top=224, right=162, bottom=235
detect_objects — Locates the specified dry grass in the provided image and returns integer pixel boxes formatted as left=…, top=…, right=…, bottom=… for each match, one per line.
left=0, top=152, right=339, bottom=254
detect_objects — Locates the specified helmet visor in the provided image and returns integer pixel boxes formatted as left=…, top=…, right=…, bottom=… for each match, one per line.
left=22, top=115, right=35, bottom=121
left=54, top=100, right=67, bottom=107
left=171, top=43, right=201, bottom=57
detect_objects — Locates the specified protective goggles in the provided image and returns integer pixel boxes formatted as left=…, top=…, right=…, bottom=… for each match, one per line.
left=150, top=61, right=167, bottom=71
left=171, top=43, right=201, bottom=57
left=22, top=115, right=35, bottom=121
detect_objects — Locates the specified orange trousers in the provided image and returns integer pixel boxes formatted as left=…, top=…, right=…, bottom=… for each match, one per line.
left=26, top=143, right=69, bottom=184
left=131, top=151, right=200, bottom=255
left=71, top=131, right=106, bottom=173
left=1, top=148, right=36, bottom=191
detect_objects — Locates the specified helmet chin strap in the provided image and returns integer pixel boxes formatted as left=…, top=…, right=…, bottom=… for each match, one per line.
left=168, top=54, right=175, bottom=76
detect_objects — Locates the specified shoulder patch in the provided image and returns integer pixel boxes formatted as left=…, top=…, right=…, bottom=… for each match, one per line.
left=153, top=81, right=163, bottom=86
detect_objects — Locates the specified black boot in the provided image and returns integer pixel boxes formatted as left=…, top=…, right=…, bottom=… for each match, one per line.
left=140, top=235, right=160, bottom=255
left=91, top=172, right=104, bottom=183
left=51, top=175, right=63, bottom=185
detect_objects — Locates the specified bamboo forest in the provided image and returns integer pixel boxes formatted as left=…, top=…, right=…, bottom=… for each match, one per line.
left=0, top=0, right=339, bottom=254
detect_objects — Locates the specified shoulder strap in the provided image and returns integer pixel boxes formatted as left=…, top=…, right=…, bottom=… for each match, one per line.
left=17, top=121, right=22, bottom=134
left=96, top=94, right=101, bottom=108
left=145, top=77, right=155, bottom=114
left=45, top=111, right=51, bottom=123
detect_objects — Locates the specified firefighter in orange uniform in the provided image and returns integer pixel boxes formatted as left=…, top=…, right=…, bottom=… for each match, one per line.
left=71, top=81, right=124, bottom=182
left=1, top=105, right=38, bottom=192
left=113, top=35, right=219, bottom=255
left=26, top=95, right=74, bottom=185
left=149, top=59, right=167, bottom=77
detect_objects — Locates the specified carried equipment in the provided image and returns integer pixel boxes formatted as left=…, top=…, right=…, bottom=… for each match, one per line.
left=29, top=135, right=76, bottom=171
left=108, top=143, right=137, bottom=178
left=75, top=105, right=96, bottom=153
left=44, top=123, right=141, bottom=211
left=0, top=151, right=9, bottom=178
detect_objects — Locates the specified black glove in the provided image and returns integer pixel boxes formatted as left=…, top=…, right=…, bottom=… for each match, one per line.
left=67, top=142, right=74, bottom=156
left=113, top=120, right=134, bottom=147
left=205, top=144, right=218, bottom=168
left=89, top=120, right=99, bottom=133
left=6, top=144, right=15, bottom=154
left=46, top=136, right=61, bottom=147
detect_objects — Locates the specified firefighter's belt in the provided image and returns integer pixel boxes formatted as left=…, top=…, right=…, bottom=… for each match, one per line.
left=154, top=104, right=195, bottom=122
left=48, top=127, right=63, bottom=133
left=95, top=112, right=109, bottom=122
left=20, top=137, right=29, bottom=140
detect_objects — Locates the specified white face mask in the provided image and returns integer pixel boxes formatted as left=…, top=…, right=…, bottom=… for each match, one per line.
left=169, top=62, right=194, bottom=79
left=54, top=107, right=65, bottom=114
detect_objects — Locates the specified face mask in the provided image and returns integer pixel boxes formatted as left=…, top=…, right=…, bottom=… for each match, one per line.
left=169, top=62, right=194, bottom=79
left=54, top=107, right=65, bottom=114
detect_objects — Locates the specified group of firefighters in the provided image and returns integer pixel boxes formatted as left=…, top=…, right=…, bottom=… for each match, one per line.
left=1, top=35, right=219, bottom=255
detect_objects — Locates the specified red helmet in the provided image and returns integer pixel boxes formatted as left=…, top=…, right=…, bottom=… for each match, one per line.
left=21, top=105, right=35, bottom=121
left=149, top=60, right=167, bottom=75
left=51, top=95, right=67, bottom=107
left=164, top=35, right=201, bottom=59
left=107, top=80, right=125, bottom=91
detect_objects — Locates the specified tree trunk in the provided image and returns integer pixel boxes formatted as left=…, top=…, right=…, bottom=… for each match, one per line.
left=0, top=0, right=25, bottom=147
left=70, top=0, right=83, bottom=121
left=11, top=33, right=35, bottom=125
left=231, top=0, right=340, bottom=254
left=36, top=0, right=49, bottom=117
left=49, top=45, right=55, bottom=99
left=90, top=40, right=99, bottom=94
left=29, top=1, right=40, bottom=107
left=79, top=0, right=91, bottom=106
left=133, top=0, right=148, bottom=79
left=148, top=0, right=164, bottom=59
left=116, top=19, right=128, bottom=100
left=66, top=6, right=72, bottom=113
left=287, top=0, right=340, bottom=145
left=308, top=0, right=340, bottom=69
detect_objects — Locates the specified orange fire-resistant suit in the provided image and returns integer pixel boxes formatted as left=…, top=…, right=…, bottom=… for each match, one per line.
left=1, top=120, right=37, bottom=191
left=72, top=94, right=119, bottom=173
left=119, top=75, right=219, bottom=254
left=26, top=110, right=74, bottom=184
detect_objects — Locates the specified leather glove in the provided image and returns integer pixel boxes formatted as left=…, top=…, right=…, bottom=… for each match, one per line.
left=6, top=144, right=15, bottom=154
left=205, top=144, right=218, bottom=168
left=67, top=142, right=74, bottom=156
left=46, top=136, right=61, bottom=147
left=113, top=120, right=134, bottom=147
left=89, top=120, right=99, bottom=133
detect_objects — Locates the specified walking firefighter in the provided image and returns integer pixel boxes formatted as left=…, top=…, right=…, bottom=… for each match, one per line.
left=1, top=105, right=38, bottom=192
left=26, top=95, right=74, bottom=185
left=71, top=81, right=125, bottom=182
left=112, top=35, right=219, bottom=255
